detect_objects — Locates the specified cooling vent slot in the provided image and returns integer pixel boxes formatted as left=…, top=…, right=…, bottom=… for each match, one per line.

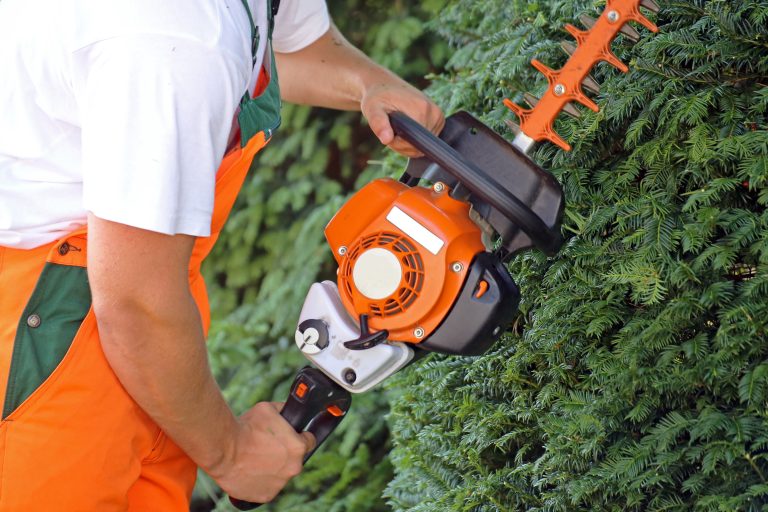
left=340, top=232, right=425, bottom=318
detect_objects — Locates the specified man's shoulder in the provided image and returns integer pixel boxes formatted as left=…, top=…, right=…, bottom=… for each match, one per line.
left=67, top=0, right=251, bottom=55
left=272, top=0, right=330, bottom=53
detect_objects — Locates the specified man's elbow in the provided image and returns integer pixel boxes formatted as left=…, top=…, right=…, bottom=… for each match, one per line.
left=91, top=286, right=159, bottom=355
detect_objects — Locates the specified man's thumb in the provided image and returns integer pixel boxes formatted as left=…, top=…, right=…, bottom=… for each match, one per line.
left=366, top=108, right=395, bottom=145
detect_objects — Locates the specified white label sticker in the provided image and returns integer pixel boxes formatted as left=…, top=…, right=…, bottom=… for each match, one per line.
left=386, top=207, right=444, bottom=255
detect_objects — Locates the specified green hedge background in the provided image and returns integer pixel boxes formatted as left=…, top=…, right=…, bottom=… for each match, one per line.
left=198, top=1, right=768, bottom=510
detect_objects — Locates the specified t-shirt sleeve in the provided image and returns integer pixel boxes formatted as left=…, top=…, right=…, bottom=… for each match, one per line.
left=272, top=0, right=330, bottom=53
left=71, top=34, right=248, bottom=237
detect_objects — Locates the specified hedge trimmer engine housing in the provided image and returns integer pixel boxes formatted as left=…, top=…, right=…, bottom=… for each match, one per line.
left=294, top=112, right=564, bottom=393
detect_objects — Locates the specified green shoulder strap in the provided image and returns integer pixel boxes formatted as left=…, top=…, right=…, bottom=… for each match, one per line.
left=238, top=0, right=281, bottom=145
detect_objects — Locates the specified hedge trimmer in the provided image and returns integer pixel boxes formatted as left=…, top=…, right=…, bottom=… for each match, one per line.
left=230, top=1, right=659, bottom=508
left=504, top=0, right=659, bottom=152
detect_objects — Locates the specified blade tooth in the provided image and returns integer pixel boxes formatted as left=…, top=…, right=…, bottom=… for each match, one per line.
left=523, top=92, right=539, bottom=107
left=640, top=0, right=660, bottom=13
left=565, top=24, right=587, bottom=44
left=548, top=129, right=571, bottom=152
left=504, top=119, right=522, bottom=135
left=503, top=98, right=525, bottom=117
left=582, top=74, right=601, bottom=95
left=635, top=13, right=660, bottom=33
left=603, top=49, right=629, bottom=72
left=560, top=41, right=577, bottom=56
left=531, top=59, right=557, bottom=82
left=562, top=102, right=582, bottom=119
left=619, top=24, right=641, bottom=42
left=575, top=93, right=599, bottom=112
left=578, top=14, right=597, bottom=29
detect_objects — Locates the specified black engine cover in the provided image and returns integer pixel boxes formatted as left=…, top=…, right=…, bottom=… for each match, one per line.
left=418, top=252, right=520, bottom=356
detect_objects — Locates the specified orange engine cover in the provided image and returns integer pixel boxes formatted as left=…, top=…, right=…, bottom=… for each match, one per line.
left=325, top=178, right=485, bottom=344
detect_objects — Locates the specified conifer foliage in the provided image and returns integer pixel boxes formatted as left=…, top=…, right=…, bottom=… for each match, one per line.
left=385, top=1, right=768, bottom=510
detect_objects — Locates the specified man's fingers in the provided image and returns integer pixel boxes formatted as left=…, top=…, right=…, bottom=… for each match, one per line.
left=361, top=86, right=445, bottom=157
left=429, top=107, right=446, bottom=135
left=384, top=104, right=444, bottom=158
left=263, top=402, right=313, bottom=455
left=388, top=136, right=423, bottom=158
left=300, top=432, right=317, bottom=454
left=253, top=402, right=301, bottom=441
left=261, top=403, right=314, bottom=454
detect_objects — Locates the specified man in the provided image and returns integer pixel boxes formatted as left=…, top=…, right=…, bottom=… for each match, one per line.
left=0, top=0, right=444, bottom=509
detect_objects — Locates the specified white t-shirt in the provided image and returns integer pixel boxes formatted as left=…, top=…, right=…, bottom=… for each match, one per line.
left=0, top=0, right=329, bottom=249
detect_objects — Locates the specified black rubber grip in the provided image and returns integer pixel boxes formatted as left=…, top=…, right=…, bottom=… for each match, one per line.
left=388, top=112, right=561, bottom=254
left=229, top=367, right=351, bottom=510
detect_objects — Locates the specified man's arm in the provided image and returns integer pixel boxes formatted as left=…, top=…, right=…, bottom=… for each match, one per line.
left=88, top=214, right=313, bottom=503
left=88, top=18, right=445, bottom=506
left=276, top=23, right=444, bottom=157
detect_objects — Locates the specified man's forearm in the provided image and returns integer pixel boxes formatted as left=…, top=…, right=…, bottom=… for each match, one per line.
left=88, top=215, right=237, bottom=475
left=88, top=215, right=314, bottom=502
left=95, top=289, right=238, bottom=473
left=275, top=23, right=444, bottom=157
left=275, top=24, right=406, bottom=110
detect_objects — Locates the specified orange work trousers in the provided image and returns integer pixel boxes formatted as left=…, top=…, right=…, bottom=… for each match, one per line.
left=0, top=129, right=268, bottom=511
left=0, top=235, right=198, bottom=511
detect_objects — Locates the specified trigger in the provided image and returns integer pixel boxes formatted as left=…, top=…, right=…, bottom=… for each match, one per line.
left=326, top=405, right=345, bottom=417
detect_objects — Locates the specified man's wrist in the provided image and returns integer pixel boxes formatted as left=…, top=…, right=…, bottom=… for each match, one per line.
left=198, top=412, right=241, bottom=478
left=356, top=65, right=407, bottom=104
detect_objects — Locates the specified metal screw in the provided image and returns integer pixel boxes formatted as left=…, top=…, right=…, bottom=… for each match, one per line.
left=553, top=84, right=566, bottom=96
left=414, top=327, right=425, bottom=339
left=338, top=246, right=347, bottom=256
left=607, top=10, right=620, bottom=23
left=451, top=262, right=463, bottom=273
left=433, top=182, right=445, bottom=193
left=343, top=369, right=357, bottom=384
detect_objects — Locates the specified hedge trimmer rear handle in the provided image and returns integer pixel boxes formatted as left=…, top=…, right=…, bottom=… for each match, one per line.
left=229, top=367, right=351, bottom=510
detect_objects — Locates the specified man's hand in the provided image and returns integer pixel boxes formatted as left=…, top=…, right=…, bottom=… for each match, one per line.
left=276, top=24, right=445, bottom=157
left=209, top=402, right=316, bottom=503
left=361, top=82, right=444, bottom=158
